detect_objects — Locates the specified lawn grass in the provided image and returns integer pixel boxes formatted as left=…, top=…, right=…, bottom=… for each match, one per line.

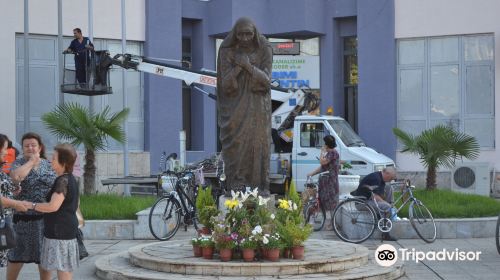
left=79, top=189, right=500, bottom=220
left=395, top=189, right=500, bottom=218
left=80, top=194, right=156, bottom=220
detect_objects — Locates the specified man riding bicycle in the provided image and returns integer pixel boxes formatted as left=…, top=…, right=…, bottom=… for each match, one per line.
left=351, top=166, right=398, bottom=241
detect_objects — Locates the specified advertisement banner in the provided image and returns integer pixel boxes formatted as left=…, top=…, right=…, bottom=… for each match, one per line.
left=272, top=55, right=320, bottom=89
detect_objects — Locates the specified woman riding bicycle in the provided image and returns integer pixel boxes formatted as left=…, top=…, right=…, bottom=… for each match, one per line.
left=307, top=135, right=340, bottom=216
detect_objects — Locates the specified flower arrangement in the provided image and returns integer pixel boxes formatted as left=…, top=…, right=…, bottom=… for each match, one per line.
left=261, top=233, right=282, bottom=249
left=199, top=235, right=214, bottom=248
left=212, top=221, right=238, bottom=250
left=239, top=236, right=259, bottom=249
left=191, top=236, right=202, bottom=246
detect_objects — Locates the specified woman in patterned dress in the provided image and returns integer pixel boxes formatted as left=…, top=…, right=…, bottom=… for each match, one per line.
left=23, top=143, right=80, bottom=280
left=307, top=135, right=340, bottom=213
left=0, top=134, right=28, bottom=268
left=7, top=132, right=56, bottom=280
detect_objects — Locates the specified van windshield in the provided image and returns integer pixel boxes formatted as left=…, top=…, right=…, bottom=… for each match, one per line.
left=328, top=119, right=366, bottom=147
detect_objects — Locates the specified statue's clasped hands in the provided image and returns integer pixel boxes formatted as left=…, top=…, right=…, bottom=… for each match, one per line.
left=234, top=54, right=253, bottom=73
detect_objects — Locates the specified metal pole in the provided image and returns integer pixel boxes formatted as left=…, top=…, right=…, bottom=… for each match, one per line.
left=58, top=0, right=64, bottom=105
left=23, top=0, right=30, bottom=133
left=88, top=0, right=94, bottom=113
left=180, top=131, right=186, bottom=167
left=121, top=0, right=130, bottom=196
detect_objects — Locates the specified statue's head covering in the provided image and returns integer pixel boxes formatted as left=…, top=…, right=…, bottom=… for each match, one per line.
left=220, top=17, right=267, bottom=49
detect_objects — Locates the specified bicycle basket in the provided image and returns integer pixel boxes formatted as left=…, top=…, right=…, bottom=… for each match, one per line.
left=301, top=186, right=317, bottom=203
left=160, top=175, right=177, bottom=193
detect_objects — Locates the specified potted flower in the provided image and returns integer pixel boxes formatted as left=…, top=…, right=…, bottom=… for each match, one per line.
left=196, top=186, right=220, bottom=234
left=239, top=236, right=258, bottom=262
left=199, top=235, right=215, bottom=259
left=261, top=233, right=282, bottom=262
left=191, top=236, right=202, bottom=257
left=214, top=234, right=236, bottom=262
left=284, top=220, right=312, bottom=260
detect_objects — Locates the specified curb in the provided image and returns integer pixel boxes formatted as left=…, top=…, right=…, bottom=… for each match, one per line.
left=81, top=216, right=499, bottom=240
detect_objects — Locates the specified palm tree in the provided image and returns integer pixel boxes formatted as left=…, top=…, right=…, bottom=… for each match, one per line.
left=42, top=102, right=130, bottom=194
left=393, top=125, right=480, bottom=190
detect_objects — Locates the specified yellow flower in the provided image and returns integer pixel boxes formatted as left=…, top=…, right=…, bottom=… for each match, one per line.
left=224, top=199, right=239, bottom=209
left=278, top=199, right=290, bottom=210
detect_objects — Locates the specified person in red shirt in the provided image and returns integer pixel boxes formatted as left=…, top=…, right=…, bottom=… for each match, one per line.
left=2, top=140, right=19, bottom=174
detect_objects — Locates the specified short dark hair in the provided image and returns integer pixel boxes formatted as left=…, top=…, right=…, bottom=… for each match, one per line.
left=324, top=135, right=336, bottom=149
left=22, top=132, right=47, bottom=159
left=0, top=134, right=8, bottom=151
left=54, top=143, right=77, bottom=174
left=73, top=28, right=82, bottom=34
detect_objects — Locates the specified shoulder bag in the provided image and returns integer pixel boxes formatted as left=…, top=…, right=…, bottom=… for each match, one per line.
left=0, top=198, right=17, bottom=250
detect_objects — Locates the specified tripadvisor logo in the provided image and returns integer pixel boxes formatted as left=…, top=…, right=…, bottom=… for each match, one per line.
left=375, top=244, right=482, bottom=267
left=375, top=244, right=398, bottom=267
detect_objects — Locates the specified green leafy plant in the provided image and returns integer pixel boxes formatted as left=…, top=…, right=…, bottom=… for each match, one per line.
left=191, top=236, right=201, bottom=246
left=239, top=236, right=258, bottom=249
left=196, top=186, right=219, bottom=230
left=199, top=236, right=214, bottom=248
left=42, top=102, right=129, bottom=194
left=261, top=233, right=282, bottom=249
left=282, top=219, right=312, bottom=247
left=393, top=125, right=479, bottom=190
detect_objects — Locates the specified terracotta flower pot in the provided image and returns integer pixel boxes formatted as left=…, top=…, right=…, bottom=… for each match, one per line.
left=292, top=246, right=305, bottom=260
left=219, top=248, right=233, bottom=262
left=202, top=246, right=214, bottom=259
left=242, top=248, right=255, bottom=262
left=192, top=245, right=202, bottom=257
left=267, top=248, right=280, bottom=262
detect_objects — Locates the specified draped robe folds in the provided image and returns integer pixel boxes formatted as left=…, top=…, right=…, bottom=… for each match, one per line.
left=216, top=26, right=272, bottom=194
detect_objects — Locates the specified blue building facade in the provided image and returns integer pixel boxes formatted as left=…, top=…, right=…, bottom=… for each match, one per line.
left=144, top=0, right=396, bottom=168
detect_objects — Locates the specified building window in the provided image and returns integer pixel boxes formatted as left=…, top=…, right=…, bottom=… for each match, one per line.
left=397, top=34, right=494, bottom=148
left=343, top=36, right=358, bottom=132
left=15, top=34, right=145, bottom=151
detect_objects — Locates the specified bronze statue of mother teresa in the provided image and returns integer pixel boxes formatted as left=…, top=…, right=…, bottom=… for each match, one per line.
left=216, top=17, right=272, bottom=196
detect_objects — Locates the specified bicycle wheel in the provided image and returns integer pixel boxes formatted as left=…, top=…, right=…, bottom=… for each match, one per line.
left=409, top=200, right=436, bottom=243
left=332, top=198, right=377, bottom=243
left=495, top=214, right=500, bottom=254
left=148, top=196, right=181, bottom=241
left=304, top=202, right=326, bottom=231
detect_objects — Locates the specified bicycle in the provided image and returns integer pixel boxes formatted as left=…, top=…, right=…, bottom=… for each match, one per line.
left=303, top=176, right=326, bottom=231
left=332, top=179, right=436, bottom=243
left=148, top=170, right=200, bottom=241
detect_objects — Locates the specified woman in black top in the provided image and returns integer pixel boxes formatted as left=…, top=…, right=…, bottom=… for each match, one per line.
left=24, top=143, right=79, bottom=280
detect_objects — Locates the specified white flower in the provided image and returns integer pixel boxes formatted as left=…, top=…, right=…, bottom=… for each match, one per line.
left=240, top=192, right=250, bottom=202
left=258, top=196, right=270, bottom=206
left=270, top=214, right=275, bottom=220
left=249, top=188, right=259, bottom=198
left=252, top=225, right=262, bottom=235
left=292, top=203, right=298, bottom=211
left=231, top=190, right=240, bottom=200
left=263, top=236, right=269, bottom=244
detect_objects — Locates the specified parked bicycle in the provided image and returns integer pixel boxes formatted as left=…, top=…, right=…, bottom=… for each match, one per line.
left=332, top=179, right=436, bottom=243
left=148, top=170, right=200, bottom=241
left=303, top=175, right=326, bottom=231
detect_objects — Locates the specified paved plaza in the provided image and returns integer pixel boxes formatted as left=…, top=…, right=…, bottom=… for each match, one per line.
left=1, top=227, right=499, bottom=280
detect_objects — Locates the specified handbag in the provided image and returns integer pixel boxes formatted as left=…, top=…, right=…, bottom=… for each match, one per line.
left=76, top=228, right=89, bottom=259
left=0, top=198, right=17, bottom=250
